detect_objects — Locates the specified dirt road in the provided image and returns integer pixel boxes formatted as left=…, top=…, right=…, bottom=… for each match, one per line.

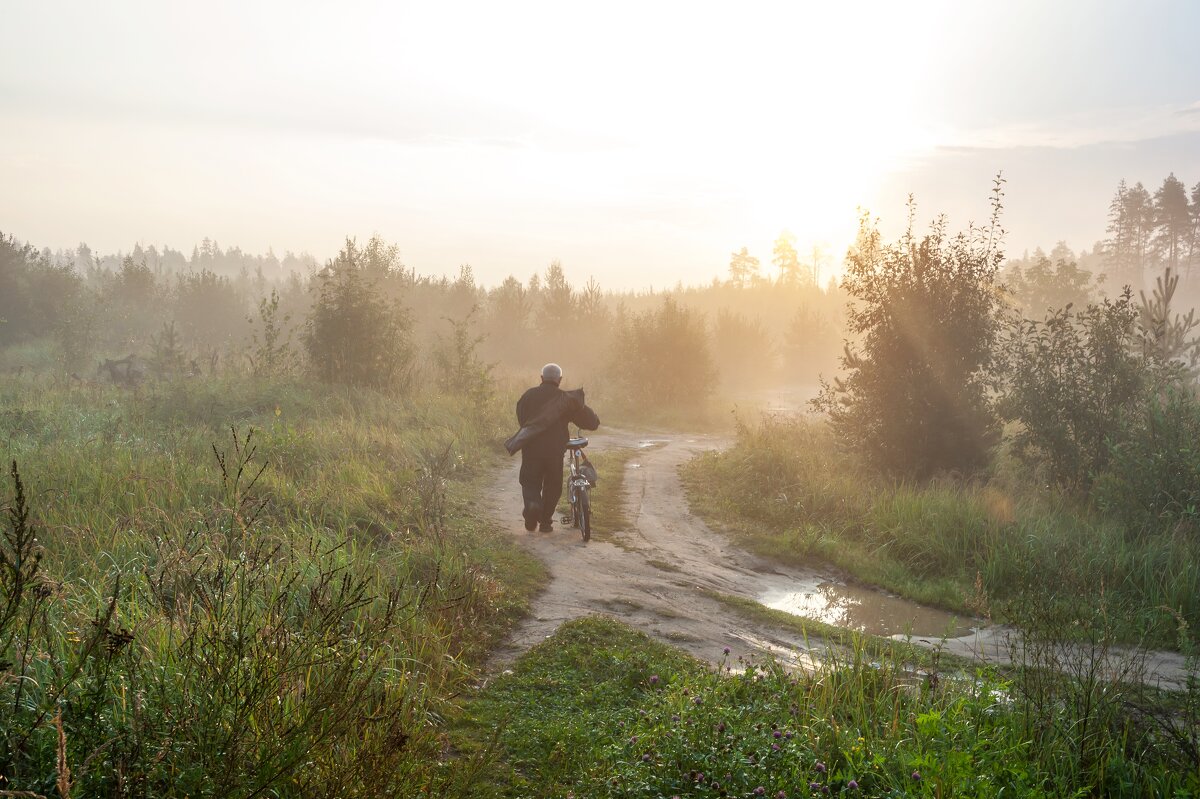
left=487, top=429, right=1193, bottom=690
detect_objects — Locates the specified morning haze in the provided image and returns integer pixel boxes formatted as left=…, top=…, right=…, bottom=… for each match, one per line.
left=4, top=2, right=1200, bottom=797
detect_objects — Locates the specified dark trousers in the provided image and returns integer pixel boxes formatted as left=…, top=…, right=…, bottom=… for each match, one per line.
left=519, top=449, right=563, bottom=524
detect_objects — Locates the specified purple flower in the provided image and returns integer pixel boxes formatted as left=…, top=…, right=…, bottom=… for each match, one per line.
left=754, top=788, right=765, bottom=796
left=649, top=675, right=659, bottom=685
left=629, top=735, right=637, bottom=744
left=771, top=743, right=780, bottom=752
left=642, top=753, right=651, bottom=762
left=773, top=730, right=783, bottom=739
left=723, top=646, right=731, bottom=655
left=815, top=762, right=826, bottom=773
left=717, top=722, right=726, bottom=733
left=808, top=783, right=821, bottom=791
left=912, top=771, right=921, bottom=781
left=695, top=772, right=705, bottom=782
left=776, top=792, right=787, bottom=799
left=693, top=696, right=702, bottom=705
left=847, top=780, right=859, bottom=790
left=671, top=714, right=680, bottom=722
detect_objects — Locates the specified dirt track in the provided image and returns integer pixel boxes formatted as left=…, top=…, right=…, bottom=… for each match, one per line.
left=486, top=429, right=1193, bottom=690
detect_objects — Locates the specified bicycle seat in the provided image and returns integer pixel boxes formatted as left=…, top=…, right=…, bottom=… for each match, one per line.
left=566, top=437, right=589, bottom=450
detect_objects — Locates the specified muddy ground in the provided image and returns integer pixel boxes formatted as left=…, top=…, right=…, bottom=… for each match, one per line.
left=486, top=428, right=1192, bottom=690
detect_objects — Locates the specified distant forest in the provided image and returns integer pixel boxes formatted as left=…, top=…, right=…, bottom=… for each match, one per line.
left=3, top=171, right=1198, bottom=407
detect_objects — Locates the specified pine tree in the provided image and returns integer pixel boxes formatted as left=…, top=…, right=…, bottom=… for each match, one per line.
left=1152, top=173, right=1191, bottom=272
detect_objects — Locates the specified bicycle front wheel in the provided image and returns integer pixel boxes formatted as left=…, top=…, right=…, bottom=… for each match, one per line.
left=577, top=488, right=591, bottom=542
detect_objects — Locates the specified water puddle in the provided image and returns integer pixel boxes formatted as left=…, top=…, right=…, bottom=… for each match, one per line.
left=638, top=439, right=669, bottom=449
left=760, top=578, right=976, bottom=639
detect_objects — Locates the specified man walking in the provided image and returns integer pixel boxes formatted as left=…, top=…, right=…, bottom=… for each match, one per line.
left=515, top=363, right=600, bottom=532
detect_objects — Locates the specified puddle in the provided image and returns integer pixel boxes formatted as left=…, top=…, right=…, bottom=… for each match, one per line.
left=760, top=579, right=975, bottom=639
left=638, top=440, right=669, bottom=449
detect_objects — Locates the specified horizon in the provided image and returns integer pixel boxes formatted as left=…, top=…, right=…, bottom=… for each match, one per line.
left=4, top=1, right=1200, bottom=290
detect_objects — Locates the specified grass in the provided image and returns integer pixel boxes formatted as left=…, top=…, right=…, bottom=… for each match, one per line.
left=681, top=413, right=1200, bottom=650
left=0, top=373, right=545, bottom=797
left=459, top=615, right=1200, bottom=798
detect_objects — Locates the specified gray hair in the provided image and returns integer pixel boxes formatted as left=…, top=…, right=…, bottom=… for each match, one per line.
left=540, top=363, right=563, bottom=384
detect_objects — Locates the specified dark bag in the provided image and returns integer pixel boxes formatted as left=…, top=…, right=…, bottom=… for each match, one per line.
left=504, top=388, right=596, bottom=455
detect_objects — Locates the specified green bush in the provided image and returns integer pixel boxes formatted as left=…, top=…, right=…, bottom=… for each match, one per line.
left=1096, top=385, right=1200, bottom=537
left=814, top=187, right=1007, bottom=479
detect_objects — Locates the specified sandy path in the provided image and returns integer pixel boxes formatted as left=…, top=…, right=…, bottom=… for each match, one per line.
left=487, top=429, right=862, bottom=671
left=485, top=429, right=1194, bottom=691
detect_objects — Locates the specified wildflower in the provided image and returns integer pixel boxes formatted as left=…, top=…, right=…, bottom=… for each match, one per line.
left=642, top=753, right=652, bottom=762
left=773, top=730, right=782, bottom=739
left=911, top=771, right=921, bottom=781
left=717, top=722, right=726, bottom=733
left=672, top=714, right=680, bottom=722
left=815, top=762, right=826, bottom=773
left=754, top=788, right=766, bottom=796
left=723, top=646, right=731, bottom=655
left=771, top=743, right=780, bottom=752
left=777, top=792, right=788, bottom=799
left=629, top=735, right=638, bottom=744
left=649, top=675, right=660, bottom=685
left=809, top=782, right=821, bottom=791
left=694, top=696, right=702, bottom=705
left=847, top=780, right=859, bottom=790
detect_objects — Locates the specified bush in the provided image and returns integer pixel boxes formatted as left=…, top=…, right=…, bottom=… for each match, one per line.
left=1095, top=385, right=1200, bottom=536
left=303, top=238, right=414, bottom=389
left=607, top=297, right=717, bottom=408
left=998, top=291, right=1149, bottom=489
left=814, top=187, right=1007, bottom=478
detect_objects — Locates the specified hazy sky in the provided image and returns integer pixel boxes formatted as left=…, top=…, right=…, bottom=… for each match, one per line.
left=3, top=0, right=1199, bottom=287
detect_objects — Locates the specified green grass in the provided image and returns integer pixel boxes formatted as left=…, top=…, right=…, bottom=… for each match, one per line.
left=681, top=413, right=1200, bottom=650
left=0, top=373, right=545, bottom=797
left=460, top=616, right=1200, bottom=798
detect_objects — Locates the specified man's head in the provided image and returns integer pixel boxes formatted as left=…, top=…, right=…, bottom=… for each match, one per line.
left=540, top=363, right=563, bottom=385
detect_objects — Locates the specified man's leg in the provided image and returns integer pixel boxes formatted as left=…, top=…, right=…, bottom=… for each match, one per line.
left=518, top=454, right=545, bottom=531
left=539, top=451, right=565, bottom=527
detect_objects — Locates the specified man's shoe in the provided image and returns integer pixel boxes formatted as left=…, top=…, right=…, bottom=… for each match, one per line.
left=539, top=522, right=554, bottom=533
left=523, top=502, right=541, bottom=532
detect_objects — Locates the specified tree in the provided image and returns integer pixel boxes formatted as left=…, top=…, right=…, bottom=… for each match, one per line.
left=1005, top=249, right=1096, bottom=316
left=813, top=183, right=1008, bottom=478
left=607, top=297, right=717, bottom=408
left=537, top=261, right=574, bottom=335
left=302, top=237, right=414, bottom=389
left=1105, top=180, right=1154, bottom=288
left=728, top=247, right=761, bottom=287
left=711, top=310, right=775, bottom=388
left=1152, top=173, right=1191, bottom=272
left=772, top=232, right=802, bottom=285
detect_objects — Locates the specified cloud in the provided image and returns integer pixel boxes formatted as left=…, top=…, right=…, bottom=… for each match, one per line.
left=942, top=100, right=1200, bottom=151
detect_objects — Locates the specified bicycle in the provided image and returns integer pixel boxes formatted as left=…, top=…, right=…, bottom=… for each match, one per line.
left=562, top=435, right=596, bottom=542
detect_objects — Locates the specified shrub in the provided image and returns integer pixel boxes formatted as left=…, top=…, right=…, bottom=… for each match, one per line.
left=998, top=291, right=1150, bottom=490
left=814, top=186, right=1007, bottom=478
left=303, top=237, right=414, bottom=389
left=607, top=297, right=717, bottom=408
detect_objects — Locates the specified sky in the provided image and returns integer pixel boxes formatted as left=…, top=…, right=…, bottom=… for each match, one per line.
left=2, top=0, right=1199, bottom=288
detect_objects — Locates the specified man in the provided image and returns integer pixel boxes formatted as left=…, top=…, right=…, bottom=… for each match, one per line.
left=515, top=363, right=600, bottom=532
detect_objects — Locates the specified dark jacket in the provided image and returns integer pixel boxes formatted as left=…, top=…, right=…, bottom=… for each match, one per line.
left=506, top=384, right=600, bottom=456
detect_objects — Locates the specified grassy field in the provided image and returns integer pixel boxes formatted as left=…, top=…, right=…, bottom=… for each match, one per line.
left=459, top=616, right=1199, bottom=798
left=0, top=373, right=544, bottom=797
left=681, top=413, right=1200, bottom=650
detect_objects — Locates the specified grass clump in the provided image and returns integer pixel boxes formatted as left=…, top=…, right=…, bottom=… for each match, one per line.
left=464, top=616, right=1199, bottom=798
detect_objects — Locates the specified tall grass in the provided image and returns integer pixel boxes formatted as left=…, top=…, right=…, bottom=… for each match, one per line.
left=682, top=413, right=1200, bottom=647
left=0, top=373, right=542, bottom=797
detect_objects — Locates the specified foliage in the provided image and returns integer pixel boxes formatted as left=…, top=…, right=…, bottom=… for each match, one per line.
left=247, top=288, right=296, bottom=378
left=464, top=616, right=1199, bottom=799
left=1004, top=250, right=1098, bottom=316
left=814, top=185, right=1008, bottom=478
left=607, top=297, right=717, bottom=409
left=710, top=310, right=775, bottom=389
left=303, top=237, right=415, bottom=389
left=1137, top=267, right=1200, bottom=379
left=1095, top=385, right=1200, bottom=537
left=433, top=308, right=495, bottom=411
left=998, top=290, right=1150, bottom=489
